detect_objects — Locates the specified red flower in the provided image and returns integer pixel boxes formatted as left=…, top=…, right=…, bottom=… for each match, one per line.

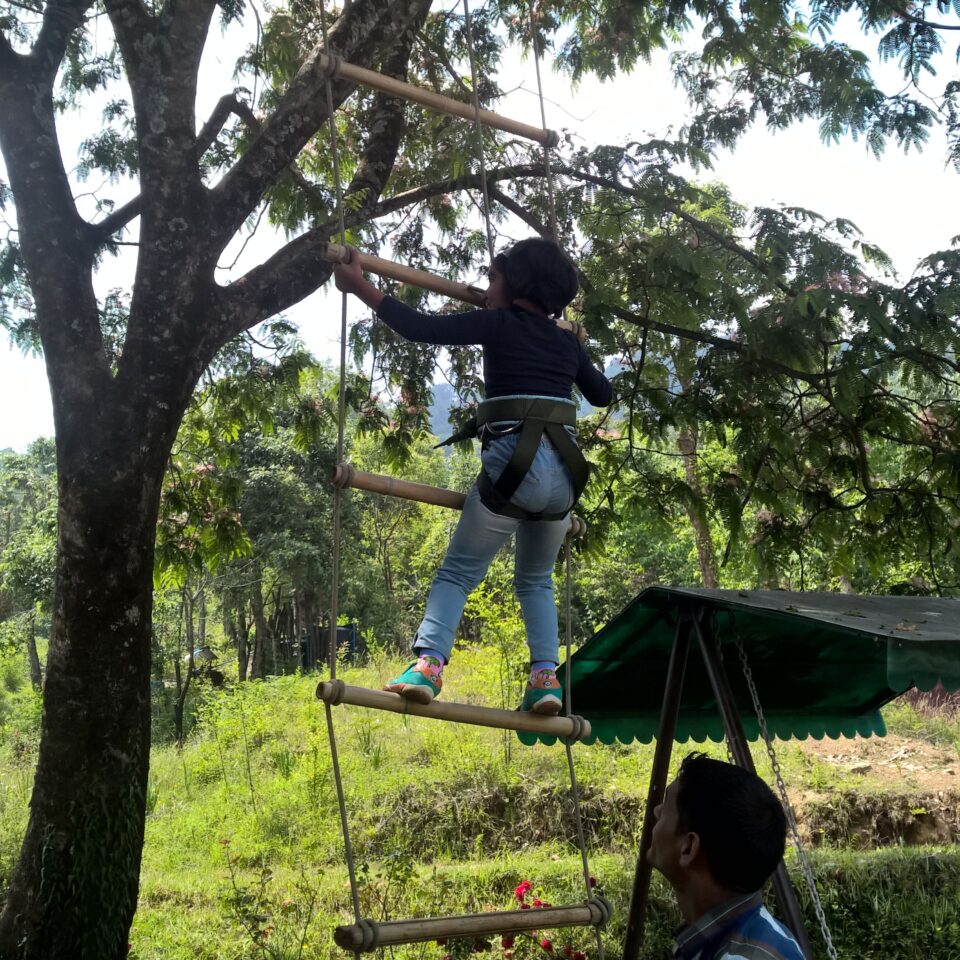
left=501, top=937, right=515, bottom=949
left=520, top=903, right=532, bottom=910
left=574, top=952, right=587, bottom=960
left=540, top=938, right=553, bottom=951
left=563, top=946, right=574, bottom=958
left=515, top=881, right=533, bottom=902
left=532, top=898, right=543, bottom=908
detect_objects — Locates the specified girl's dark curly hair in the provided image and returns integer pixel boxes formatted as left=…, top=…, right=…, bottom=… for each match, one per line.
left=492, top=238, right=578, bottom=318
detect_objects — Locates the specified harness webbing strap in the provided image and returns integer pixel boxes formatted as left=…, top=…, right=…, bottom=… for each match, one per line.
left=476, top=396, right=576, bottom=427
left=436, top=397, right=588, bottom=521
left=478, top=401, right=589, bottom=521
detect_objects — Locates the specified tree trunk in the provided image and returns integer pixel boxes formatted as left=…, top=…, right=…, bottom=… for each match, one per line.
left=250, top=570, right=269, bottom=680
left=25, top=608, right=43, bottom=690
left=0, top=424, right=172, bottom=960
left=0, top=2, right=443, bottom=953
left=174, top=586, right=195, bottom=747
left=677, top=427, right=719, bottom=588
left=238, top=607, right=250, bottom=682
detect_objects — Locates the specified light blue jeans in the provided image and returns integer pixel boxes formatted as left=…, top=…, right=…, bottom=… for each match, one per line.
left=413, top=431, right=575, bottom=664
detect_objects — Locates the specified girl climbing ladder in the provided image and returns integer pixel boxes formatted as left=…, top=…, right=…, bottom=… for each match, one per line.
left=333, top=239, right=612, bottom=714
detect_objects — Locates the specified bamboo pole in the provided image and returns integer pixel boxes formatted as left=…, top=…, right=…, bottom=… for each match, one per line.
left=316, top=681, right=591, bottom=740
left=334, top=899, right=610, bottom=951
left=330, top=464, right=587, bottom=537
left=322, top=244, right=589, bottom=343
left=319, top=53, right=559, bottom=147
left=323, top=242, right=486, bottom=307
left=623, top=618, right=691, bottom=960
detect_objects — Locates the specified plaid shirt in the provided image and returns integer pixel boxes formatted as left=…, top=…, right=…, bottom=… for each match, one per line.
left=673, top=892, right=805, bottom=960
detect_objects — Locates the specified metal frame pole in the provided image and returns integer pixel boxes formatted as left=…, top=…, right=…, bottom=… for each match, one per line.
left=691, top=610, right=814, bottom=959
left=622, top=616, right=692, bottom=960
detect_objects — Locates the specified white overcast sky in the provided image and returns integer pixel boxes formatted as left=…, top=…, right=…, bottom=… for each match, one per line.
left=1, top=10, right=958, bottom=452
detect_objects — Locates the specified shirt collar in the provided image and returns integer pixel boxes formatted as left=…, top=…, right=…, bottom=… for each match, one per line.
left=673, top=891, right=763, bottom=959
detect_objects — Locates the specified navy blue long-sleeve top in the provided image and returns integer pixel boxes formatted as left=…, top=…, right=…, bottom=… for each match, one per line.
left=377, top=296, right=613, bottom=408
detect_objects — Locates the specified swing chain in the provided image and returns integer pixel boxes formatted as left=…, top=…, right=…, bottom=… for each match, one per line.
left=735, top=639, right=838, bottom=960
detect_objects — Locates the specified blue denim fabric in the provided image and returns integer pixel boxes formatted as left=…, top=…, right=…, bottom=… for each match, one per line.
left=413, top=433, right=575, bottom=663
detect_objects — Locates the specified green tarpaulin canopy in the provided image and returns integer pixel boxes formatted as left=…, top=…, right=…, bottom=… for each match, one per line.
left=527, top=588, right=960, bottom=746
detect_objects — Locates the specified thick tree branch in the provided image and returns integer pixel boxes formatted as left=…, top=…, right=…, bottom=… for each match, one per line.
left=210, top=0, right=422, bottom=245
left=30, top=0, right=95, bottom=80
left=219, top=226, right=337, bottom=337
left=218, top=164, right=545, bottom=326
left=487, top=184, right=551, bottom=235
left=101, top=0, right=150, bottom=61
left=360, top=163, right=543, bottom=223
left=0, top=31, right=18, bottom=74
left=105, top=0, right=215, bottom=200
left=0, top=73, right=106, bottom=411
left=337, top=5, right=428, bottom=222
left=876, top=0, right=960, bottom=30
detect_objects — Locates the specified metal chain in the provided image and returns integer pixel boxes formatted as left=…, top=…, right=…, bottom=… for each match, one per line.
left=735, top=639, right=838, bottom=960
left=462, top=0, right=496, bottom=262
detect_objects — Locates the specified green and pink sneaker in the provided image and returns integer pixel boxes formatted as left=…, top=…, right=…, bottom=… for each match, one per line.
left=520, top=668, right=563, bottom=715
left=384, top=656, right=443, bottom=704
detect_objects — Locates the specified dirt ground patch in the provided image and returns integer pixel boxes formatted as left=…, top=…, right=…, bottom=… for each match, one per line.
left=789, top=733, right=960, bottom=847
left=798, top=731, right=959, bottom=792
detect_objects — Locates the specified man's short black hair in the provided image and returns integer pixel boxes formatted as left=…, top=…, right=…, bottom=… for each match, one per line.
left=492, top=238, right=578, bottom=318
left=674, top=753, right=787, bottom=893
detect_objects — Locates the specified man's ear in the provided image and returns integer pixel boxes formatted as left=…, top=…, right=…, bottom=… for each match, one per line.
left=678, top=831, right=700, bottom=868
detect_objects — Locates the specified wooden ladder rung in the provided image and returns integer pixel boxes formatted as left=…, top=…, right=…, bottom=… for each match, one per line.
left=322, top=242, right=485, bottom=307
left=329, top=464, right=588, bottom=537
left=318, top=53, right=558, bottom=147
left=321, top=243, right=588, bottom=344
left=334, top=898, right=611, bottom=951
left=316, top=680, right=591, bottom=741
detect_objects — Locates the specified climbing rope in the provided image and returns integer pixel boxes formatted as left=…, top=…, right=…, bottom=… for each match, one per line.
left=459, top=11, right=600, bottom=948
left=562, top=543, right=605, bottom=960
left=528, top=2, right=559, bottom=238
left=529, top=19, right=599, bottom=947
left=462, top=0, right=496, bottom=262
left=735, top=638, right=839, bottom=960
left=319, top=4, right=364, bottom=956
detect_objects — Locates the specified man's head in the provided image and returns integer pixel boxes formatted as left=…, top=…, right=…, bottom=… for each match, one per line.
left=648, top=753, right=787, bottom=895
left=489, top=238, right=578, bottom=318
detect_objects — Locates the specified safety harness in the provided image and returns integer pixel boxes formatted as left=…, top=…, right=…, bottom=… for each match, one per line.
left=439, top=396, right=589, bottom=521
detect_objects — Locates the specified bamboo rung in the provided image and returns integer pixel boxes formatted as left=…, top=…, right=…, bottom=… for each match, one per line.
left=316, top=680, right=591, bottom=741
left=330, top=464, right=587, bottom=538
left=323, top=243, right=588, bottom=343
left=334, top=898, right=611, bottom=951
left=323, top=242, right=485, bottom=307
left=319, top=53, right=559, bottom=148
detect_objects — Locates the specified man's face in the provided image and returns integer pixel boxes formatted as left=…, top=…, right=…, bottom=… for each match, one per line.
left=646, top=779, right=689, bottom=881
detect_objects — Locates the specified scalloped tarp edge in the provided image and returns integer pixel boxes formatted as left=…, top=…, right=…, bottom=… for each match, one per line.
left=518, top=711, right=886, bottom=748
